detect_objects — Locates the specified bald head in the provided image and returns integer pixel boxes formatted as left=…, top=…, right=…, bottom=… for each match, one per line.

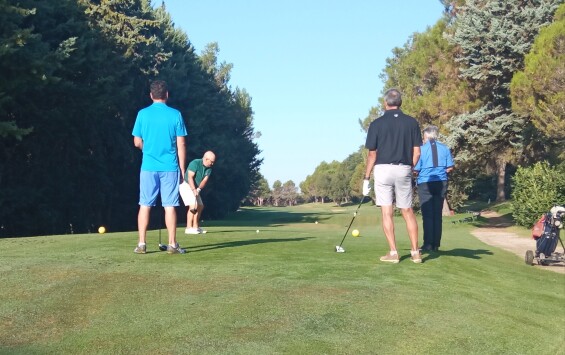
left=203, top=151, right=216, bottom=167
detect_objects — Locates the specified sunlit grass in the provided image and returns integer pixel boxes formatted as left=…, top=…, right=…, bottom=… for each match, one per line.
left=1, top=203, right=563, bottom=354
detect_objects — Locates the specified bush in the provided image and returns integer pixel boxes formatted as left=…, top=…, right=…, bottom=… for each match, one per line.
left=511, top=162, right=565, bottom=227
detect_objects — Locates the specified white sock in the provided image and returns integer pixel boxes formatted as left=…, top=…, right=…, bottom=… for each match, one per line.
left=138, top=242, right=146, bottom=247
left=389, top=250, right=398, bottom=256
left=411, top=250, right=420, bottom=256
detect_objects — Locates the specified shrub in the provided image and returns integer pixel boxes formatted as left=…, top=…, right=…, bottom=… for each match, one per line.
left=511, top=162, right=565, bottom=227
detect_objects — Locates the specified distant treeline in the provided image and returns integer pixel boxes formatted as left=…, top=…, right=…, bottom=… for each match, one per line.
left=0, top=1, right=261, bottom=237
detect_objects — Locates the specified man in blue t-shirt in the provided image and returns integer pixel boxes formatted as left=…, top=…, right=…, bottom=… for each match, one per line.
left=414, top=125, right=454, bottom=252
left=132, top=80, right=187, bottom=254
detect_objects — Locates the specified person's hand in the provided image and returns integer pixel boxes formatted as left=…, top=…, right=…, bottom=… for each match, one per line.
left=362, top=179, right=371, bottom=196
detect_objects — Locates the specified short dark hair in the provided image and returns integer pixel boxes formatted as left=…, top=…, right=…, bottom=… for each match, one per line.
left=384, top=88, right=402, bottom=107
left=150, top=80, right=168, bottom=100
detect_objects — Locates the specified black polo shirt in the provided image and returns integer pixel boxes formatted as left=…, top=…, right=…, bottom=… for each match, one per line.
left=365, top=109, right=422, bottom=165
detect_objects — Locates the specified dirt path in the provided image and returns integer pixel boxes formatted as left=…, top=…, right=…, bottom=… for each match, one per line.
left=470, top=211, right=565, bottom=274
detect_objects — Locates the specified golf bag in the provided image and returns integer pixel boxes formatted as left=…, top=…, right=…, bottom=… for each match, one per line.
left=532, top=206, right=565, bottom=257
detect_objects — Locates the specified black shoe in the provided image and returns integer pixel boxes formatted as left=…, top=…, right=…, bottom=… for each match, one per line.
left=420, top=244, right=433, bottom=252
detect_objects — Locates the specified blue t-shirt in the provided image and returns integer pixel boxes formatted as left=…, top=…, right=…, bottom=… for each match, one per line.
left=414, top=140, right=454, bottom=184
left=132, top=102, right=187, bottom=172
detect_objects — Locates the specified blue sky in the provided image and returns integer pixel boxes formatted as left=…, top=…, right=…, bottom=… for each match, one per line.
left=161, top=1, right=445, bottom=187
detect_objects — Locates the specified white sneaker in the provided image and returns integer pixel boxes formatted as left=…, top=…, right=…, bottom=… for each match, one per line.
left=185, top=227, right=199, bottom=235
left=197, top=227, right=207, bottom=234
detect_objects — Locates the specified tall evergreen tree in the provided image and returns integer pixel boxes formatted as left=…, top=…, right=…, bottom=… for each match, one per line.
left=379, top=19, right=479, bottom=127
left=510, top=3, right=565, bottom=160
left=445, top=0, right=560, bottom=201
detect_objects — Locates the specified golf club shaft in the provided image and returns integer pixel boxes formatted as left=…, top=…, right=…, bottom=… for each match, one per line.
left=337, top=195, right=366, bottom=247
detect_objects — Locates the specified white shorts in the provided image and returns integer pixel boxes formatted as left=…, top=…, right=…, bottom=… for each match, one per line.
left=179, top=182, right=203, bottom=206
left=372, top=164, right=414, bottom=209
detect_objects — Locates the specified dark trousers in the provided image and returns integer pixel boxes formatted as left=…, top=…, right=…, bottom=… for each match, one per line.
left=418, top=181, right=448, bottom=248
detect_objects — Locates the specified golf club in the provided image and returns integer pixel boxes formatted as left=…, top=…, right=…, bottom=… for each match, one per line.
left=335, top=195, right=366, bottom=253
left=158, top=210, right=167, bottom=251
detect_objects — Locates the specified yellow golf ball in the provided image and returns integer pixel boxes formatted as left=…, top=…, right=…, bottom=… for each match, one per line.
left=98, top=226, right=106, bottom=234
left=352, top=229, right=360, bottom=237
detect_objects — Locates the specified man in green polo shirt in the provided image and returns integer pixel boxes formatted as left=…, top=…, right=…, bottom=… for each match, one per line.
left=182, top=151, right=216, bottom=234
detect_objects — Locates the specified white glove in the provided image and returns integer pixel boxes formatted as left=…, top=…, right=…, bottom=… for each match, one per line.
left=362, top=179, right=371, bottom=196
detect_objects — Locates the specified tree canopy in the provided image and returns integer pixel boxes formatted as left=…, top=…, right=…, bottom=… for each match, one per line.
left=0, top=0, right=260, bottom=236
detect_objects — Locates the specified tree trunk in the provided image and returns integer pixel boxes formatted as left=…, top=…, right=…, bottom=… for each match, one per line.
left=496, top=159, right=507, bottom=202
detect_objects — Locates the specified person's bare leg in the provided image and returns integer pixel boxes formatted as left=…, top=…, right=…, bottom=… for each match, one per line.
left=164, top=206, right=177, bottom=246
left=381, top=205, right=397, bottom=251
left=137, top=206, right=151, bottom=244
left=186, top=206, right=194, bottom=229
left=401, top=207, right=419, bottom=251
left=196, top=203, right=204, bottom=230
left=191, top=208, right=198, bottom=229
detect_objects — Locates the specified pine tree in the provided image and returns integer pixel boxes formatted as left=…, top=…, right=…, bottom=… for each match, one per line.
left=510, top=3, right=565, bottom=159
left=445, top=0, right=560, bottom=201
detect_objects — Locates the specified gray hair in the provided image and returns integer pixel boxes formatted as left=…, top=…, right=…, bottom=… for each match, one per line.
left=423, top=125, right=439, bottom=140
left=384, top=88, right=402, bottom=107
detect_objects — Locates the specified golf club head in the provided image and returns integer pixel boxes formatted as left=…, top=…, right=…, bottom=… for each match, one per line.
left=335, top=246, right=345, bottom=253
left=158, top=244, right=167, bottom=251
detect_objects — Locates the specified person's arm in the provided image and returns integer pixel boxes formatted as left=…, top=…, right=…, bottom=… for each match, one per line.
left=133, top=136, right=143, bottom=150
left=196, top=176, right=210, bottom=194
left=187, top=170, right=197, bottom=191
left=176, top=136, right=186, bottom=181
left=446, top=147, right=454, bottom=174
left=412, top=146, right=421, bottom=168
left=364, top=150, right=377, bottom=179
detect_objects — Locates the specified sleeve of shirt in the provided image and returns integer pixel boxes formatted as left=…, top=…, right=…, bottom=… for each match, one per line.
left=446, top=147, right=454, bottom=168
left=414, top=148, right=422, bottom=171
left=176, top=111, right=187, bottom=137
left=132, top=112, right=143, bottom=137
left=413, top=122, right=423, bottom=147
left=365, top=123, right=377, bottom=150
left=188, top=159, right=197, bottom=172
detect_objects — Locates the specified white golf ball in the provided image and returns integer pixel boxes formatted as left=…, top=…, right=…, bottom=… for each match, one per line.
left=256, top=230, right=259, bottom=233
left=315, top=221, right=318, bottom=224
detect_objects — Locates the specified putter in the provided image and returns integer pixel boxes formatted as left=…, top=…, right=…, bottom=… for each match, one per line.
left=335, top=195, right=366, bottom=253
left=158, top=210, right=167, bottom=251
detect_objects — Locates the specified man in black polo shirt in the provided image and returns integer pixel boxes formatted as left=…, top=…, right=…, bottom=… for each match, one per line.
left=363, top=88, right=422, bottom=263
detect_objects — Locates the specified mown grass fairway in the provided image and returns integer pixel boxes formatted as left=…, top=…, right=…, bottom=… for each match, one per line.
left=1, top=203, right=564, bottom=354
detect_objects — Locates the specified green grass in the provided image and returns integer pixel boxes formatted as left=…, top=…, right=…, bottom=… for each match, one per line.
left=1, top=203, right=564, bottom=354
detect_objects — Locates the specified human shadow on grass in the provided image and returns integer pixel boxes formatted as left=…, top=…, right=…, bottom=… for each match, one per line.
left=419, top=248, right=494, bottom=262
left=187, top=237, right=312, bottom=252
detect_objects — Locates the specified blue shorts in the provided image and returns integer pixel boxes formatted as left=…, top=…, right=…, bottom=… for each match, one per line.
left=139, top=171, right=180, bottom=207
